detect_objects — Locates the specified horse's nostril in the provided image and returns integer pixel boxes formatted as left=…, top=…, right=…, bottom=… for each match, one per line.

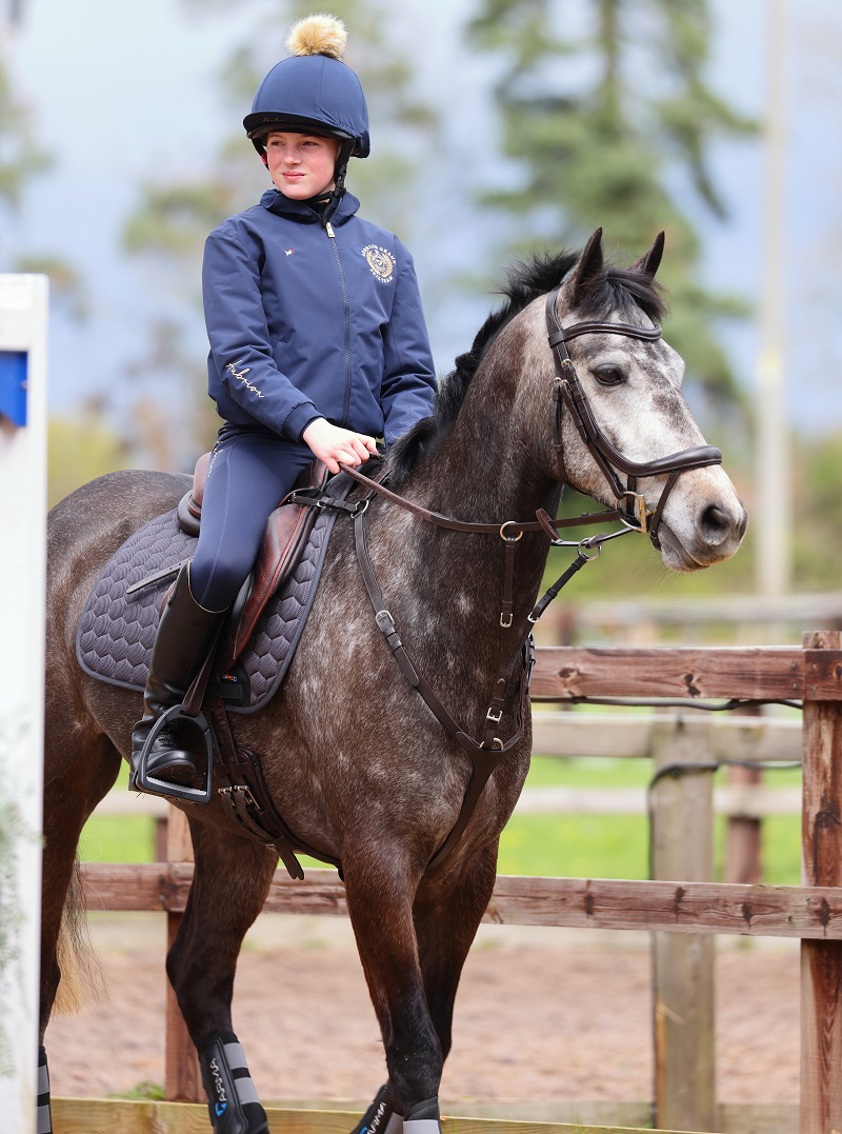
left=700, top=503, right=731, bottom=543
left=700, top=502, right=747, bottom=545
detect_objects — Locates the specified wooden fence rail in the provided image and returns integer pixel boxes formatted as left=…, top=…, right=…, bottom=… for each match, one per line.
left=78, top=862, right=842, bottom=940
left=99, top=709, right=805, bottom=870
left=74, top=635, right=842, bottom=1133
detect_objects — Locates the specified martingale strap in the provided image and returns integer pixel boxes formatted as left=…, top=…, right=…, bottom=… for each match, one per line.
left=352, top=502, right=533, bottom=869
left=286, top=476, right=603, bottom=871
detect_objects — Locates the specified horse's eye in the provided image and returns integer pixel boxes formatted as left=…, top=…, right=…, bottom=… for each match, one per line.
left=593, top=366, right=626, bottom=387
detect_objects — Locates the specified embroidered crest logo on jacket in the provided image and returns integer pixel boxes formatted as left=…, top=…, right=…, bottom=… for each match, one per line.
left=362, top=244, right=395, bottom=283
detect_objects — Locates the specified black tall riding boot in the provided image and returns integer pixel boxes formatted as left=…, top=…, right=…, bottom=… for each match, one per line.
left=130, top=564, right=225, bottom=794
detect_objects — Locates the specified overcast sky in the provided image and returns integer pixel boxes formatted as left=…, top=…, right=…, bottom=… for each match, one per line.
left=7, top=0, right=842, bottom=435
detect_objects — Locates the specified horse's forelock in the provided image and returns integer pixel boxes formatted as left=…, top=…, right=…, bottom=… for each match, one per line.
left=386, top=248, right=666, bottom=486
left=575, top=264, right=667, bottom=325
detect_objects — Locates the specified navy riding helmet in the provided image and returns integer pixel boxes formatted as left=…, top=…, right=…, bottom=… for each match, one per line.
left=243, top=14, right=370, bottom=161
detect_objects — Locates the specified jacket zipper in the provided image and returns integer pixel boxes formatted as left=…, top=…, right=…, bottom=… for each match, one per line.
left=325, top=221, right=353, bottom=428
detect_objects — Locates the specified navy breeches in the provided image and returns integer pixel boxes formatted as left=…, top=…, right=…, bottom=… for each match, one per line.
left=188, top=426, right=315, bottom=612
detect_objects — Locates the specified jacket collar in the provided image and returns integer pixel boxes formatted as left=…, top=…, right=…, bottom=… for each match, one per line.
left=260, top=188, right=361, bottom=226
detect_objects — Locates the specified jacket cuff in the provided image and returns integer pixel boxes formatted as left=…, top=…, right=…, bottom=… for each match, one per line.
left=286, top=404, right=322, bottom=442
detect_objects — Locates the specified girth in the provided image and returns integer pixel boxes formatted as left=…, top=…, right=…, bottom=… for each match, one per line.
left=173, top=460, right=383, bottom=879
left=208, top=700, right=341, bottom=881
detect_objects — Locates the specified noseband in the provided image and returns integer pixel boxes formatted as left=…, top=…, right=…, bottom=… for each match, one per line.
left=545, top=286, right=722, bottom=546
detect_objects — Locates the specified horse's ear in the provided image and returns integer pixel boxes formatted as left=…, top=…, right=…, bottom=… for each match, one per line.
left=567, top=227, right=604, bottom=306
left=629, top=231, right=665, bottom=279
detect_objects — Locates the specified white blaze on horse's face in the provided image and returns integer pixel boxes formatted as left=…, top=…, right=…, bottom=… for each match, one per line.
left=564, top=321, right=747, bottom=573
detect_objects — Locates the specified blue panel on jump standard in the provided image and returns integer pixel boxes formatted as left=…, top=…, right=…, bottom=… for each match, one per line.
left=0, top=349, right=28, bottom=426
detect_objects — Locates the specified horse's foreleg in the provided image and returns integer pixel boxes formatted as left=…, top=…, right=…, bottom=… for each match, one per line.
left=414, top=844, right=499, bottom=1065
left=166, top=823, right=278, bottom=1134
left=350, top=844, right=499, bottom=1134
left=343, top=853, right=442, bottom=1134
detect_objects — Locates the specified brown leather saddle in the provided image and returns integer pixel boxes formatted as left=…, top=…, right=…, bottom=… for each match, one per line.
left=176, top=451, right=330, bottom=669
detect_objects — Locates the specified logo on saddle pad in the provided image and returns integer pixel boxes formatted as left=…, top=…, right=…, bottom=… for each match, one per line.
left=362, top=244, right=395, bottom=283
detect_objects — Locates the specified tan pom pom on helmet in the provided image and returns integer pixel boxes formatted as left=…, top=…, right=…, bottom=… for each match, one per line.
left=243, top=13, right=370, bottom=159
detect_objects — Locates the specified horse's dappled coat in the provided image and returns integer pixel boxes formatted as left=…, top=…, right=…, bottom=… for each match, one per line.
left=38, top=231, right=746, bottom=1134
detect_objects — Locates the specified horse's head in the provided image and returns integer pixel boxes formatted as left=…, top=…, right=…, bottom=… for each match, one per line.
left=536, top=228, right=747, bottom=572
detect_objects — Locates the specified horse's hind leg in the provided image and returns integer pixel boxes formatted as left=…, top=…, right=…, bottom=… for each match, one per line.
left=166, top=821, right=278, bottom=1134
left=39, top=729, right=122, bottom=1134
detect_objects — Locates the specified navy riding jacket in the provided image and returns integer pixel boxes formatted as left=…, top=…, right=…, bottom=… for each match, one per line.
left=203, top=188, right=437, bottom=445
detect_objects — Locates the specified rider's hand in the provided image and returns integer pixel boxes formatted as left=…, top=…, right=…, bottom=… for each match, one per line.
left=302, top=418, right=378, bottom=475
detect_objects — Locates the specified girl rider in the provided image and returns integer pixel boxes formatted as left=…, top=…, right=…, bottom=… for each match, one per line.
left=131, top=13, right=438, bottom=794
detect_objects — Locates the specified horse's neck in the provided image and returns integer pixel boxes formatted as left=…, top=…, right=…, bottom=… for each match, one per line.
left=383, top=405, right=561, bottom=644
left=418, top=369, right=560, bottom=545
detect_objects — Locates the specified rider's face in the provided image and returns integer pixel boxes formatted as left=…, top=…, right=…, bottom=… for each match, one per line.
left=264, top=132, right=340, bottom=200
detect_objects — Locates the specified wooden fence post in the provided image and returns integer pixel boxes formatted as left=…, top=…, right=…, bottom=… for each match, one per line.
left=164, top=808, right=202, bottom=1103
left=724, top=706, right=763, bottom=885
left=650, top=716, right=716, bottom=1132
left=800, top=630, right=842, bottom=1132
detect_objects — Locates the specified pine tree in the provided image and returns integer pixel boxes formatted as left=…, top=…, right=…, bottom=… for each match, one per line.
left=467, top=0, right=756, bottom=416
left=0, top=9, right=49, bottom=265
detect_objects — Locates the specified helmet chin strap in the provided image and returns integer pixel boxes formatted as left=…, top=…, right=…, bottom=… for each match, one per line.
left=321, top=139, right=354, bottom=224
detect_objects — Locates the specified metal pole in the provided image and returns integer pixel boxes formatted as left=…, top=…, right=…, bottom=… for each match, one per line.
left=755, top=0, right=791, bottom=597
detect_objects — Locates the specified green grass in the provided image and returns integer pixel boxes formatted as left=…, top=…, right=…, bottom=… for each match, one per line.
left=113, top=1081, right=165, bottom=1101
left=500, top=811, right=651, bottom=878
left=78, top=813, right=158, bottom=864
left=77, top=764, right=157, bottom=864
left=497, top=755, right=802, bottom=882
left=79, top=753, right=803, bottom=885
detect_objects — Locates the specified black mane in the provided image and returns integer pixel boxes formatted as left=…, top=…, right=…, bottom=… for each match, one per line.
left=387, top=247, right=666, bottom=485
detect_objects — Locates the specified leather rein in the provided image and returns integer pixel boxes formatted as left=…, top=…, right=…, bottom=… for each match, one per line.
left=297, top=287, right=724, bottom=868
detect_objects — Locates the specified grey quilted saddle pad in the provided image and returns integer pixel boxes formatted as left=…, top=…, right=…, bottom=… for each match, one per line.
left=75, top=479, right=350, bottom=714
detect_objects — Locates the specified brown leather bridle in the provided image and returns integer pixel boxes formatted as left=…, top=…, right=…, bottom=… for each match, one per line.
left=545, top=286, right=723, bottom=547
left=297, top=286, right=729, bottom=869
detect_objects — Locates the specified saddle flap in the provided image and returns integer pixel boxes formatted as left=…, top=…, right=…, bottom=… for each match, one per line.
left=225, top=496, right=321, bottom=667
left=224, top=458, right=329, bottom=665
left=76, top=464, right=358, bottom=714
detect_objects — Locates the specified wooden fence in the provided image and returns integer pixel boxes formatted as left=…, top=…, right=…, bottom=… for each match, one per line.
left=544, top=590, right=842, bottom=646
left=70, top=632, right=842, bottom=1134
left=107, top=708, right=802, bottom=887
